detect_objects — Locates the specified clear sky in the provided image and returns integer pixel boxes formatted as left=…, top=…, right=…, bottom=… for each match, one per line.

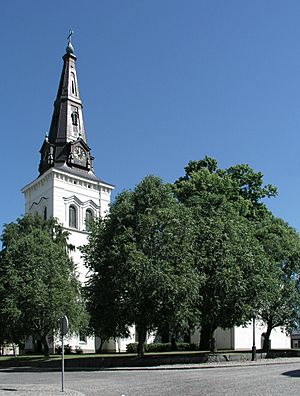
left=1, top=0, right=300, bottom=232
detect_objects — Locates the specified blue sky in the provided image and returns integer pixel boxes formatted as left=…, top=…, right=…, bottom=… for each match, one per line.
left=1, top=0, right=300, bottom=232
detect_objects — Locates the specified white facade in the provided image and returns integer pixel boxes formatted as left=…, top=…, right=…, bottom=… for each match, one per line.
left=233, top=323, right=290, bottom=350
left=21, top=168, right=113, bottom=353
left=191, top=324, right=291, bottom=350
left=22, top=168, right=112, bottom=283
left=21, top=40, right=115, bottom=353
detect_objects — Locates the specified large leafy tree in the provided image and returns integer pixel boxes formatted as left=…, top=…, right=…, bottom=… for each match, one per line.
left=173, top=157, right=273, bottom=350
left=0, top=214, right=88, bottom=355
left=83, top=176, right=201, bottom=356
left=255, top=214, right=300, bottom=351
left=174, top=157, right=277, bottom=219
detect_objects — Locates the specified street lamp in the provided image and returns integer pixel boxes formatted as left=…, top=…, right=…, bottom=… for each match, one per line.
left=251, top=314, right=256, bottom=361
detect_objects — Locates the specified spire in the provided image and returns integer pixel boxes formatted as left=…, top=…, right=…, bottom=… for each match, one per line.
left=39, top=32, right=95, bottom=179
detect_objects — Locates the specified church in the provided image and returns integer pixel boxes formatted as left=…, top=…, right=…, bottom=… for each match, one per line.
left=21, top=36, right=291, bottom=353
left=21, top=35, right=118, bottom=352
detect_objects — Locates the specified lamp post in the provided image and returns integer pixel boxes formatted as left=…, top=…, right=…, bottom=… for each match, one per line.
left=251, top=314, right=256, bottom=361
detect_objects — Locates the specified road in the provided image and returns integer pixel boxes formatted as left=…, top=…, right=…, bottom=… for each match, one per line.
left=0, top=362, right=300, bottom=395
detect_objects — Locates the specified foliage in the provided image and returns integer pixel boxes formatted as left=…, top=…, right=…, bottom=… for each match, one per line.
left=56, top=343, right=73, bottom=354
left=0, top=214, right=88, bottom=355
left=82, top=176, right=201, bottom=356
left=75, top=346, right=83, bottom=354
left=173, top=156, right=274, bottom=349
left=53, top=153, right=297, bottom=355
left=174, top=156, right=277, bottom=220
left=255, top=213, right=300, bottom=350
left=126, top=342, right=198, bottom=353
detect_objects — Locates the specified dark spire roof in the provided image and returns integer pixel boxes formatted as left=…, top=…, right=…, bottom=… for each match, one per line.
left=38, top=36, right=97, bottom=180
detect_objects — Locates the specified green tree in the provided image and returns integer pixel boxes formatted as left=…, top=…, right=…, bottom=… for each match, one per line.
left=0, top=214, right=88, bottom=355
left=175, top=156, right=277, bottom=220
left=255, top=214, right=300, bottom=351
left=173, top=157, right=273, bottom=350
left=83, top=176, right=201, bottom=356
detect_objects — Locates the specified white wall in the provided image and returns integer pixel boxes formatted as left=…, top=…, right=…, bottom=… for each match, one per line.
left=190, top=328, right=233, bottom=349
left=215, top=327, right=233, bottom=349
left=22, top=168, right=114, bottom=353
left=234, top=323, right=291, bottom=350
left=190, top=324, right=290, bottom=351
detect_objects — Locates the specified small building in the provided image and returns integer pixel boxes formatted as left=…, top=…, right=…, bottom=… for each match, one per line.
left=291, top=331, right=300, bottom=349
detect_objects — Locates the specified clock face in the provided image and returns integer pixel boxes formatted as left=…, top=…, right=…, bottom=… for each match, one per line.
left=73, top=147, right=86, bottom=160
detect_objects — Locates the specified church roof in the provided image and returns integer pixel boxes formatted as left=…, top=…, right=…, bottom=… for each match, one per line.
left=38, top=34, right=110, bottom=186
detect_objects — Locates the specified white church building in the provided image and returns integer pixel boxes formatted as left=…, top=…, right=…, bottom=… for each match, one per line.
left=21, top=37, right=290, bottom=353
left=21, top=36, right=121, bottom=353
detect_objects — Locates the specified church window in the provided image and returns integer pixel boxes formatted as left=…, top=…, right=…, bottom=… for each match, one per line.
left=79, top=332, right=87, bottom=343
left=43, top=207, right=47, bottom=220
left=85, top=209, right=94, bottom=231
left=71, top=111, right=78, bottom=126
left=70, top=72, right=77, bottom=96
left=69, top=205, right=77, bottom=228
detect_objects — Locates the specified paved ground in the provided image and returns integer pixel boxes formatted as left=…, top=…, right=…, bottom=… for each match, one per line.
left=1, top=358, right=300, bottom=395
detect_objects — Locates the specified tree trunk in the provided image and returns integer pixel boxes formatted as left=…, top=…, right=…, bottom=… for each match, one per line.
left=170, top=336, right=177, bottom=351
left=262, top=321, right=273, bottom=352
left=41, top=335, right=49, bottom=357
left=183, top=331, right=191, bottom=344
left=97, top=338, right=105, bottom=353
left=137, top=326, right=147, bottom=357
left=160, top=324, right=170, bottom=343
left=199, top=324, right=216, bottom=351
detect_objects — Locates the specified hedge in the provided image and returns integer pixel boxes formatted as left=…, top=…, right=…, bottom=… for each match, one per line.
left=126, top=342, right=198, bottom=353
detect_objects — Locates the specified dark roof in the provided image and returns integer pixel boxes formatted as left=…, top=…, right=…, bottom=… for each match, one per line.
left=37, top=45, right=113, bottom=188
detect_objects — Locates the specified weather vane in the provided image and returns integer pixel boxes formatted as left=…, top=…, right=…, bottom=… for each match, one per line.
left=66, top=29, right=75, bottom=54
left=67, top=29, right=74, bottom=44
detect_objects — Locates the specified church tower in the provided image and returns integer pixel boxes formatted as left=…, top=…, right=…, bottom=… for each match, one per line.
left=21, top=35, right=114, bottom=286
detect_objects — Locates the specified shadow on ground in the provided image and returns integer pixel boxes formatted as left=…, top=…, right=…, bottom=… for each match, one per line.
left=282, top=370, right=300, bottom=378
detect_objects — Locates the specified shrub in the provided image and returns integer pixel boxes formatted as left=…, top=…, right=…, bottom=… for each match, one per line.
left=176, top=342, right=198, bottom=351
left=146, top=343, right=172, bottom=352
left=56, top=344, right=73, bottom=354
left=75, top=346, right=83, bottom=354
left=126, top=343, right=138, bottom=353
left=126, top=342, right=198, bottom=353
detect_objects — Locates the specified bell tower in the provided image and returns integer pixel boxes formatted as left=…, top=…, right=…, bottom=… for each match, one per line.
left=22, top=35, right=114, bottom=286
left=38, top=32, right=94, bottom=177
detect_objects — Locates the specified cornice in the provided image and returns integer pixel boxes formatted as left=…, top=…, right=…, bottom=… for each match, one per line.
left=22, top=167, right=114, bottom=195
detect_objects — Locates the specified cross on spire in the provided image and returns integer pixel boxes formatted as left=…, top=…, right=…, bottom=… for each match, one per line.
left=67, top=29, right=74, bottom=43
left=66, top=29, right=75, bottom=54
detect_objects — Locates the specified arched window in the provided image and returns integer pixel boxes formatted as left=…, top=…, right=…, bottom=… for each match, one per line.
left=85, top=209, right=93, bottom=231
left=69, top=205, right=77, bottom=228
left=71, top=111, right=78, bottom=126
left=43, top=206, right=47, bottom=220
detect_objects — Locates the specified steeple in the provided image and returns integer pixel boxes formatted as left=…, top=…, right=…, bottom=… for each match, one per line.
left=39, top=32, right=95, bottom=179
